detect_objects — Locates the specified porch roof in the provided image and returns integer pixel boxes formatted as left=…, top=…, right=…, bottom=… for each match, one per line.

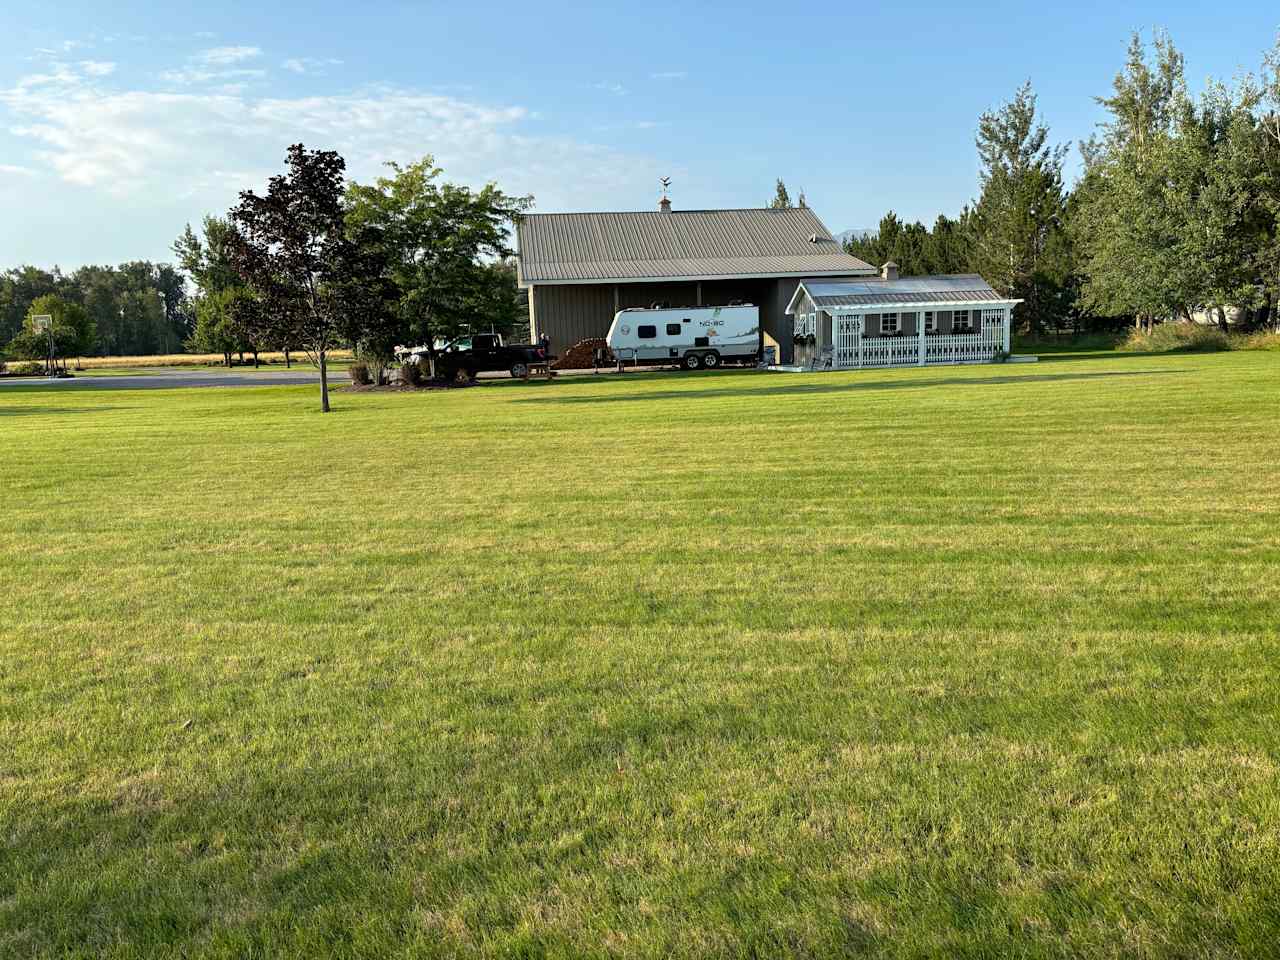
left=787, top=275, right=1017, bottom=314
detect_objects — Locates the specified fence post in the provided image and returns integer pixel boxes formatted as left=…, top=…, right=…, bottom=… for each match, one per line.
left=918, top=315, right=926, bottom=365
left=1003, top=308, right=1011, bottom=354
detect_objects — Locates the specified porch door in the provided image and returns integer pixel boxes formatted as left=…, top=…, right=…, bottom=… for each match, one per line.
left=834, top=314, right=861, bottom=368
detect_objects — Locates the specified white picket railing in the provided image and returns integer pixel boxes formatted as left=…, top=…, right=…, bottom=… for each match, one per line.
left=829, top=309, right=1008, bottom=370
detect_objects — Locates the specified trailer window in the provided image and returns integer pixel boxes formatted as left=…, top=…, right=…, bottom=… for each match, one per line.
left=637, top=325, right=657, bottom=339
left=666, top=323, right=682, bottom=336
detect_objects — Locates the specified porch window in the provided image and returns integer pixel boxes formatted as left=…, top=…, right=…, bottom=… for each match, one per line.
left=953, top=310, right=972, bottom=332
left=880, top=312, right=899, bottom=335
left=924, top=311, right=936, bottom=333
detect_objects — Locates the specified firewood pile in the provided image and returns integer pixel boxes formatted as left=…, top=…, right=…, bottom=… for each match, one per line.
left=550, top=337, right=614, bottom=370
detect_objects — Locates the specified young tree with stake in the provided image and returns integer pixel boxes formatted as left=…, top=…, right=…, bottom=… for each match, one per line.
left=228, top=144, right=392, bottom=411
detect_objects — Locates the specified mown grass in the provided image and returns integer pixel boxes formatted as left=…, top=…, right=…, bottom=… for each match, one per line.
left=1, top=351, right=1278, bottom=958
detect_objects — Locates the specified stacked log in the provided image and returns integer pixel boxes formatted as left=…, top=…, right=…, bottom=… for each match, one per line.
left=550, top=337, right=613, bottom=370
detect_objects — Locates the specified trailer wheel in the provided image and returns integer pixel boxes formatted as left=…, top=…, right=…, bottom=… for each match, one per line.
left=682, top=352, right=702, bottom=371
left=510, top=362, right=529, bottom=379
left=702, top=351, right=720, bottom=369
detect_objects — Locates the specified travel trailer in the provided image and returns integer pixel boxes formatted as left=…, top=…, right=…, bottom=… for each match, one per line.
left=605, top=305, right=760, bottom=370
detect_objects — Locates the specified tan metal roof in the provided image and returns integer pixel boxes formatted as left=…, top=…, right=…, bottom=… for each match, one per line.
left=516, top=207, right=875, bottom=284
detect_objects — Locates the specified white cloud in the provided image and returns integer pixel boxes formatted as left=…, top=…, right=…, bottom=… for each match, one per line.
left=0, top=66, right=662, bottom=218
left=196, top=46, right=261, bottom=66
left=650, top=71, right=687, bottom=80
left=79, top=61, right=117, bottom=77
left=593, top=81, right=627, bottom=96
left=194, top=31, right=216, bottom=40
left=282, top=57, right=343, bottom=75
left=0, top=163, right=37, bottom=177
left=159, top=66, right=266, bottom=86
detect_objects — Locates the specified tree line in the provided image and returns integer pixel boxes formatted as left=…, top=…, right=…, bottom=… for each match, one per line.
left=1, top=154, right=529, bottom=382
left=0, top=262, right=191, bottom=362
left=816, top=31, right=1280, bottom=336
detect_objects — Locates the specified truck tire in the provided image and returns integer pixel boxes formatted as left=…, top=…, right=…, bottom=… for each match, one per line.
left=702, top=351, right=721, bottom=369
left=510, top=362, right=529, bottom=379
left=453, top=367, right=473, bottom=385
left=682, top=352, right=702, bottom=371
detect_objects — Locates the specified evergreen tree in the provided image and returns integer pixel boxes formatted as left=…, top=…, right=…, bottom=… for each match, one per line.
left=971, top=81, right=1072, bottom=333
left=769, top=179, right=792, bottom=209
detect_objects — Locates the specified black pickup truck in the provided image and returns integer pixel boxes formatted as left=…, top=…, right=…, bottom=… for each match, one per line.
left=420, top=334, right=553, bottom=382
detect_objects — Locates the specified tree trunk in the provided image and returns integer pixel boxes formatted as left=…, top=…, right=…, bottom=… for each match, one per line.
left=319, top=350, right=330, bottom=413
left=224, top=351, right=232, bottom=368
left=1216, top=306, right=1228, bottom=333
left=238, top=350, right=244, bottom=364
left=285, top=348, right=291, bottom=368
left=252, top=349, right=259, bottom=368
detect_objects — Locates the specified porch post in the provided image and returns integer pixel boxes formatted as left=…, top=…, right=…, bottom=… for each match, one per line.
left=917, top=312, right=926, bottom=365
left=1002, top=307, right=1011, bottom=353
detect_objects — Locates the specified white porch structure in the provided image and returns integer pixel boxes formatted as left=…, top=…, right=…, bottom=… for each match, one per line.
left=829, top=304, right=1013, bottom=368
left=786, top=274, right=1021, bottom=370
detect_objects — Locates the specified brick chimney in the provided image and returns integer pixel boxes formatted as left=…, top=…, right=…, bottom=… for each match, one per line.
left=881, top=261, right=899, bottom=281
left=659, top=196, right=672, bottom=214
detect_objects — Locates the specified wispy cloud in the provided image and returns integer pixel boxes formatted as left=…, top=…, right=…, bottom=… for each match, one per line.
left=282, top=57, right=343, bottom=75
left=593, top=81, right=627, bottom=96
left=78, top=61, right=117, bottom=77
left=0, top=163, right=37, bottom=177
left=0, top=59, right=662, bottom=214
left=650, top=71, right=687, bottom=80
left=196, top=45, right=261, bottom=66
left=159, top=66, right=266, bottom=87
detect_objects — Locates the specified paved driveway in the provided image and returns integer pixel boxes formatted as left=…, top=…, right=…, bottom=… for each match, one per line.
left=0, top=369, right=329, bottom=390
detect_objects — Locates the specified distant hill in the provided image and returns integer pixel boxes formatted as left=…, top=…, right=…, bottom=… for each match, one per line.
left=835, top=228, right=872, bottom=247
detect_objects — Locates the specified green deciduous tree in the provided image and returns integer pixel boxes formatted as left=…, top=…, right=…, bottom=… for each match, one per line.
left=344, top=156, right=531, bottom=376
left=5, top=294, right=94, bottom=371
left=1073, top=32, right=1187, bottom=330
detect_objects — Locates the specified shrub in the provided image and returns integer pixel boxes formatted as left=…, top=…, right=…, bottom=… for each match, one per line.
left=400, top=361, right=422, bottom=387
left=416, top=358, right=432, bottom=382
left=1239, top=330, right=1280, bottom=352
left=349, top=360, right=372, bottom=385
left=1120, top=323, right=1230, bottom=353
left=5, top=360, right=45, bottom=377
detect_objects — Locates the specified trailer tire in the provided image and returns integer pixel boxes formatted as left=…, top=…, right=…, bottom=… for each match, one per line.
left=682, top=352, right=702, bottom=371
left=510, top=362, right=529, bottom=379
left=702, top=351, right=720, bottom=369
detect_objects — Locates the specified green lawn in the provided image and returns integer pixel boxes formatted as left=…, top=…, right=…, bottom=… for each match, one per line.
left=2, top=352, right=1278, bottom=958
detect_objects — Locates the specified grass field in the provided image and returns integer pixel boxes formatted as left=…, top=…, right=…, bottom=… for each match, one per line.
left=2, top=351, right=1278, bottom=958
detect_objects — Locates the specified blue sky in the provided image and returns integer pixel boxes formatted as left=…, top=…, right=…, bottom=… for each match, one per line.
left=2, top=1, right=1277, bottom=268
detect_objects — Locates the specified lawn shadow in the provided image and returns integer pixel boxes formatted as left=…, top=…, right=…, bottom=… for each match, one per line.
left=0, top=405, right=124, bottom=417
left=513, top=368, right=1190, bottom=405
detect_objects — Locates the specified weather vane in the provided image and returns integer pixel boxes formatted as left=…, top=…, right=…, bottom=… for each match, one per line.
left=660, top=176, right=671, bottom=200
